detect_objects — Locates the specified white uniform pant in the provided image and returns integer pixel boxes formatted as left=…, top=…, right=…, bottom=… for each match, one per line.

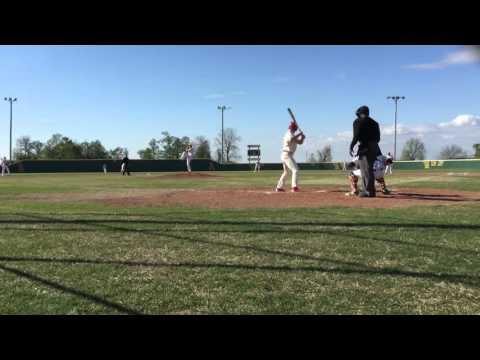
left=186, top=157, right=192, bottom=172
left=1, top=165, right=9, bottom=176
left=385, top=164, right=392, bottom=175
left=277, top=153, right=298, bottom=189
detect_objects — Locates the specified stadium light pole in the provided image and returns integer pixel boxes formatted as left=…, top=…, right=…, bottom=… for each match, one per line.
left=387, top=96, right=405, bottom=160
left=217, top=105, right=231, bottom=164
left=4, top=97, right=17, bottom=161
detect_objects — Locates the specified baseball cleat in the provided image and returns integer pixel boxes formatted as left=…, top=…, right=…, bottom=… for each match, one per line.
left=291, top=186, right=300, bottom=192
left=275, top=188, right=286, bottom=192
left=382, top=188, right=391, bottom=195
left=345, top=191, right=359, bottom=197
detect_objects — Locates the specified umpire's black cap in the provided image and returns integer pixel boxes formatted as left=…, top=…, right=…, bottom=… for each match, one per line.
left=356, top=106, right=370, bottom=117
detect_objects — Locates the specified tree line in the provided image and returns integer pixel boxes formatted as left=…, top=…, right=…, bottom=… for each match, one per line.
left=305, top=139, right=480, bottom=163
left=135, top=128, right=241, bottom=161
left=14, top=134, right=128, bottom=160
left=12, top=131, right=479, bottom=162
left=13, top=128, right=243, bottom=162
left=399, top=138, right=479, bottom=160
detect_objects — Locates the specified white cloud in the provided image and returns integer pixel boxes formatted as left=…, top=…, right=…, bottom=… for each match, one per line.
left=272, top=76, right=290, bottom=83
left=231, top=90, right=246, bottom=96
left=381, top=124, right=415, bottom=136
left=404, top=47, right=480, bottom=70
left=203, top=93, right=225, bottom=100
left=327, top=113, right=480, bottom=159
left=439, top=114, right=480, bottom=128
left=335, top=130, right=352, bottom=141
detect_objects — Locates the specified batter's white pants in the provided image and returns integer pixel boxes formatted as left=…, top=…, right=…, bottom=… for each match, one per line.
left=186, top=157, right=192, bottom=172
left=385, top=165, right=392, bottom=175
left=277, top=153, right=298, bottom=189
left=1, top=165, right=9, bottom=176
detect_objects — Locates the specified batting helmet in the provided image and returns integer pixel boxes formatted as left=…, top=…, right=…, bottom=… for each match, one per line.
left=288, top=121, right=298, bottom=132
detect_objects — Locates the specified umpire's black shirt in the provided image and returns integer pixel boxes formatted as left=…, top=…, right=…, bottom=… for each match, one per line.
left=350, top=116, right=381, bottom=156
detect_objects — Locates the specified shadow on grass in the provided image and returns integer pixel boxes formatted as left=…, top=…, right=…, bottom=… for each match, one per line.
left=0, top=263, right=142, bottom=315
left=0, top=254, right=479, bottom=288
left=4, top=225, right=478, bottom=257
left=4, top=212, right=480, bottom=231
left=8, top=212, right=480, bottom=260
left=6, top=213, right=480, bottom=289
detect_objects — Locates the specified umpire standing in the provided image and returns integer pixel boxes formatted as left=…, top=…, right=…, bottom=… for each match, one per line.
left=349, top=106, right=381, bottom=197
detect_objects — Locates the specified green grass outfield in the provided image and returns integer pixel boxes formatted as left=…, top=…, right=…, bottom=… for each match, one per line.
left=0, top=169, right=479, bottom=314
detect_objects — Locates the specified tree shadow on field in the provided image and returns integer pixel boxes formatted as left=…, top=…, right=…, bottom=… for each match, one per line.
left=0, top=252, right=479, bottom=289
left=0, top=263, right=142, bottom=315
left=385, top=192, right=480, bottom=203
left=329, top=189, right=480, bottom=203
left=6, top=212, right=480, bottom=258
left=5, top=212, right=480, bottom=231
left=6, top=224, right=477, bottom=258
left=4, top=213, right=480, bottom=290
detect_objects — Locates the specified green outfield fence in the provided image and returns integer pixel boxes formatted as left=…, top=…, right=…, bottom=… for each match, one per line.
left=8, top=158, right=480, bottom=173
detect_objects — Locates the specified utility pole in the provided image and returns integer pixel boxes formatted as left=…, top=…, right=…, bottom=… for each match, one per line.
left=217, top=105, right=231, bottom=164
left=387, top=96, right=405, bottom=160
left=4, top=97, right=18, bottom=161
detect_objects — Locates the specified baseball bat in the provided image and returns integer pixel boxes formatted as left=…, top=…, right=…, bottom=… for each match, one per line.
left=287, top=108, right=303, bottom=134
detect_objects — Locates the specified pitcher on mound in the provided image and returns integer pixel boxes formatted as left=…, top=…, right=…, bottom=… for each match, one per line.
left=276, top=120, right=305, bottom=192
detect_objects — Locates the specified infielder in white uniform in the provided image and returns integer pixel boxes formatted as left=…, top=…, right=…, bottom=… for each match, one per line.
left=1, top=157, right=10, bottom=176
left=254, top=159, right=261, bottom=173
left=385, top=152, right=393, bottom=175
left=276, top=121, right=305, bottom=192
left=345, top=154, right=392, bottom=196
left=181, top=144, right=193, bottom=173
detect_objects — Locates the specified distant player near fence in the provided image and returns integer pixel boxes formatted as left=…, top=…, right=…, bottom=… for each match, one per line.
left=181, top=144, right=193, bottom=173
left=254, top=159, right=261, bottom=173
left=385, top=152, right=393, bottom=175
left=121, top=155, right=130, bottom=176
left=1, top=157, right=10, bottom=176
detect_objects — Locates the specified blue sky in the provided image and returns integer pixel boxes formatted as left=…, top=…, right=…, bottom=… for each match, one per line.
left=0, top=45, right=479, bottom=161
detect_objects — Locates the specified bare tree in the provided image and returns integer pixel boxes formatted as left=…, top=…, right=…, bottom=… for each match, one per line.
left=439, top=144, right=467, bottom=159
left=14, top=136, right=34, bottom=160
left=316, top=144, right=332, bottom=162
left=193, top=136, right=211, bottom=159
left=306, top=153, right=317, bottom=163
left=215, top=128, right=241, bottom=163
left=401, top=138, right=426, bottom=160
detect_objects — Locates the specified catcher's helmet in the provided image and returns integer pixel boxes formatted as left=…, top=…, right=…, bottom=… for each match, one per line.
left=345, top=161, right=357, bottom=171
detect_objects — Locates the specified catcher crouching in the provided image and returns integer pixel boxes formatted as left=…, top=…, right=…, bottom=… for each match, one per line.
left=345, top=154, right=393, bottom=196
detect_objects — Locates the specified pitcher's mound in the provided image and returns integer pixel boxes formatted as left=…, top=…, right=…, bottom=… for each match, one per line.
left=150, top=172, right=222, bottom=180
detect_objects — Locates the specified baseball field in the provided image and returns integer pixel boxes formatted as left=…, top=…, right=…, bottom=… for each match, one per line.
left=1, top=169, right=480, bottom=314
